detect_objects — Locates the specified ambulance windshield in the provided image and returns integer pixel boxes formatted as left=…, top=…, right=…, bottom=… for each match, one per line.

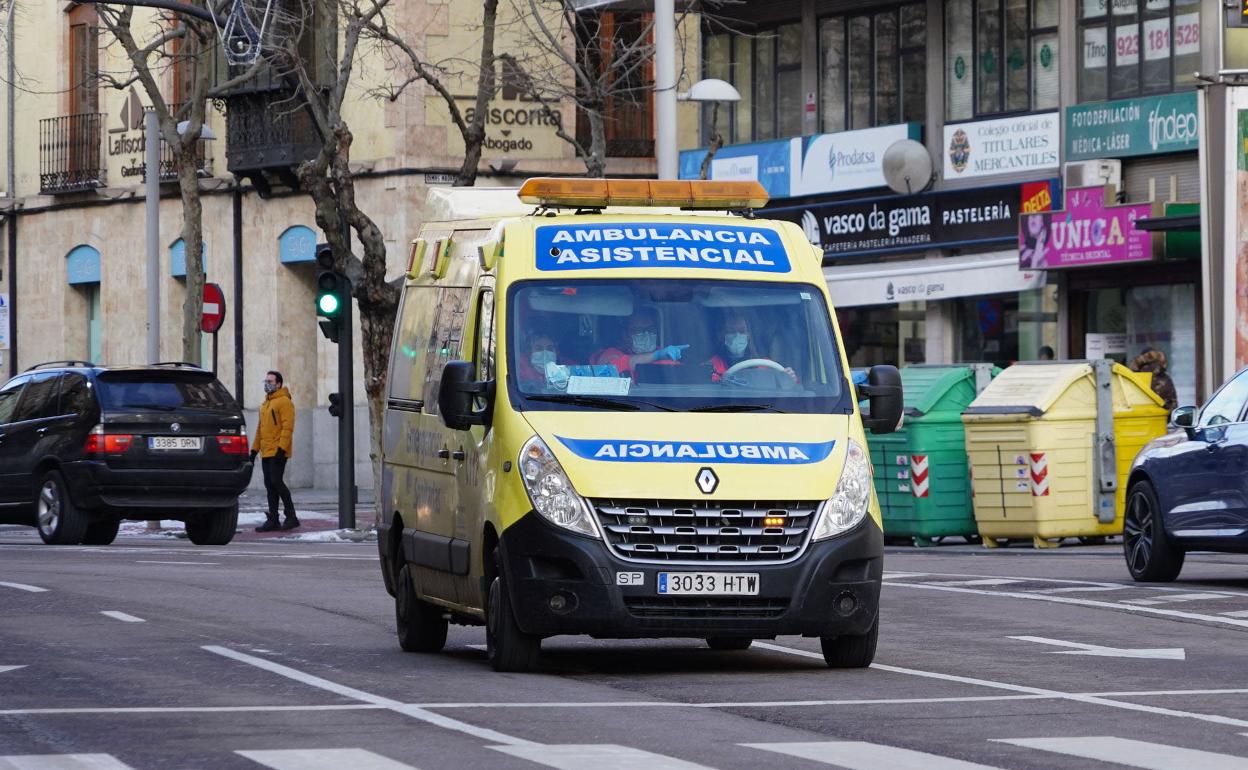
left=508, top=279, right=851, bottom=414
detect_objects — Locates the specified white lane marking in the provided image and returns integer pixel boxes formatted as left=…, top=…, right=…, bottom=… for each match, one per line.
left=135, top=561, right=219, bottom=566
left=99, top=611, right=144, bottom=624
left=744, top=741, right=1002, bottom=769
left=1008, top=635, right=1186, bottom=660
left=467, top=644, right=487, bottom=651
left=0, top=666, right=24, bottom=675
left=0, top=704, right=384, bottom=716
left=490, top=745, right=713, bottom=769
left=237, top=749, right=418, bottom=770
left=1030, top=585, right=1131, bottom=594
left=203, top=645, right=534, bottom=746
left=888, top=581, right=1248, bottom=630
left=0, top=581, right=48, bottom=593
left=1222, top=610, right=1248, bottom=618
left=0, top=756, right=137, bottom=770
left=753, top=642, right=1248, bottom=729
left=995, top=737, right=1248, bottom=770
left=882, top=572, right=929, bottom=580
left=933, top=579, right=1023, bottom=587
left=1121, top=592, right=1233, bottom=605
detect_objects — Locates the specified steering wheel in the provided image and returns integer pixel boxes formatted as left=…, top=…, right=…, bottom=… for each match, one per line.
left=722, top=358, right=787, bottom=377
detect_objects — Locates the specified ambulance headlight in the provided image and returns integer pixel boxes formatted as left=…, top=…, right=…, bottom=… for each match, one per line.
left=519, top=436, right=600, bottom=538
left=813, top=440, right=871, bottom=541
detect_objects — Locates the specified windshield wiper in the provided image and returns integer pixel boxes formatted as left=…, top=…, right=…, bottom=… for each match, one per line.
left=688, top=403, right=785, bottom=413
left=525, top=394, right=675, bottom=412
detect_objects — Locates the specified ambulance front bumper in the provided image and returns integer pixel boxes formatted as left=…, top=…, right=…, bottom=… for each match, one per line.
left=497, top=511, right=881, bottom=639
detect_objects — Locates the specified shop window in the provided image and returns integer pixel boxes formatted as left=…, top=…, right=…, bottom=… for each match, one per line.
left=945, top=0, right=1058, bottom=121
left=819, top=4, right=926, bottom=134
left=1078, top=0, right=1200, bottom=102
left=701, top=22, right=805, bottom=144
left=955, top=287, right=1057, bottom=368
left=836, top=302, right=926, bottom=369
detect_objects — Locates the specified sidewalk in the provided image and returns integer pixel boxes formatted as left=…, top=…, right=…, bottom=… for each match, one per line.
left=114, top=487, right=378, bottom=544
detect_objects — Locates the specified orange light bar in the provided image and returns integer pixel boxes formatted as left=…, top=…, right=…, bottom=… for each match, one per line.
left=517, top=178, right=769, bottom=210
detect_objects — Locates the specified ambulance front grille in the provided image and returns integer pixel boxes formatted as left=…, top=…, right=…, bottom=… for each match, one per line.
left=590, top=499, right=818, bottom=564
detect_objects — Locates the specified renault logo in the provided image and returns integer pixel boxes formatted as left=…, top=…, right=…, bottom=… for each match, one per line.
left=170, top=423, right=181, bottom=433
left=695, top=467, right=718, bottom=495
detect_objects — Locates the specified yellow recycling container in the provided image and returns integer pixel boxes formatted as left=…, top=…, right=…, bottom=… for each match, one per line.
left=962, top=360, right=1168, bottom=549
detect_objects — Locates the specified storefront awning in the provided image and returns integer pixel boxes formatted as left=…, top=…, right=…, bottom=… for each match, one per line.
left=823, top=251, right=1046, bottom=308
left=1135, top=214, right=1201, bottom=232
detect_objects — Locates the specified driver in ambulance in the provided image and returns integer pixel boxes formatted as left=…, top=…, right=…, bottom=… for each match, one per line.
left=591, top=307, right=688, bottom=376
left=710, top=313, right=798, bottom=383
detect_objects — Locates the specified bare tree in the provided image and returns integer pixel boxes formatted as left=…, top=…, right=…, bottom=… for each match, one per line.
left=506, top=0, right=655, bottom=177
left=95, top=4, right=260, bottom=365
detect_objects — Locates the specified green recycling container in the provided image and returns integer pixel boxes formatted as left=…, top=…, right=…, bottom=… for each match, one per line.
left=867, top=364, right=998, bottom=546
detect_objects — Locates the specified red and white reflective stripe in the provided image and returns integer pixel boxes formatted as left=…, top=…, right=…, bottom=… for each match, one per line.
left=910, top=454, right=929, bottom=498
left=1030, top=452, right=1049, bottom=496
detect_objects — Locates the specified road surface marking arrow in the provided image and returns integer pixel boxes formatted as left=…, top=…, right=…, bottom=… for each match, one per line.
left=1009, top=635, right=1185, bottom=660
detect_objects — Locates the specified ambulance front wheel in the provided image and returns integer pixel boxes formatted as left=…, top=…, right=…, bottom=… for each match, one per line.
left=820, top=616, right=878, bottom=668
left=487, top=574, right=541, bottom=672
left=395, top=564, right=448, bottom=653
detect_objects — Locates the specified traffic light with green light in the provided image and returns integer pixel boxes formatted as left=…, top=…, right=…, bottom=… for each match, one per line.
left=315, top=243, right=348, bottom=343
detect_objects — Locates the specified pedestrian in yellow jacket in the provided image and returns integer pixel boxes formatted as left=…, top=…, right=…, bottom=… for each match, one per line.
left=250, top=371, right=298, bottom=532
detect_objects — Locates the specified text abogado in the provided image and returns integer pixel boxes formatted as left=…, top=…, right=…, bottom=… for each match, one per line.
left=535, top=223, right=791, bottom=273
left=556, top=437, right=836, bottom=465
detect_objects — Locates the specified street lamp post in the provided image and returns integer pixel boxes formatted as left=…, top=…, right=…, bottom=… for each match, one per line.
left=653, top=0, right=677, bottom=179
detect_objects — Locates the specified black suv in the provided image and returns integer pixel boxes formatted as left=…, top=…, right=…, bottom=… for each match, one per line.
left=0, top=361, right=252, bottom=545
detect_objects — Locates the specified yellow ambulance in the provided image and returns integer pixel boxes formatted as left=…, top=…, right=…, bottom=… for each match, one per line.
left=378, top=178, right=902, bottom=672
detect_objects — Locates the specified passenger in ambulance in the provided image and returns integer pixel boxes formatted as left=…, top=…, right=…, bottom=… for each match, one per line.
left=516, top=332, right=563, bottom=389
left=591, top=307, right=688, bottom=376
left=710, top=313, right=798, bottom=383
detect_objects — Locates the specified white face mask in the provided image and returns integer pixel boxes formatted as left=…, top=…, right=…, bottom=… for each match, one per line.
left=724, top=332, right=748, bottom=357
left=263, top=381, right=278, bottom=394
left=631, top=330, right=658, bottom=354
left=530, top=350, right=557, bottom=369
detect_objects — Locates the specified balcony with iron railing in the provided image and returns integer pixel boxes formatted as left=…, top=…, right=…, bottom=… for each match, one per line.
left=225, top=89, right=321, bottom=193
left=39, top=113, right=106, bottom=194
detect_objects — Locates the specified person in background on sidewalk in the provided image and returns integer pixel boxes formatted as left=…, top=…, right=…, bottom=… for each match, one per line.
left=250, top=370, right=299, bottom=532
left=1038, top=345, right=1055, bottom=361
left=1132, top=348, right=1178, bottom=412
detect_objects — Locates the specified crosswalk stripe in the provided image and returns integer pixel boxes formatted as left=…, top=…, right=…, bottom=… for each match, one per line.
left=237, top=749, right=419, bottom=770
left=1121, top=592, right=1230, bottom=605
left=743, top=741, right=1002, bottom=769
left=933, top=579, right=1023, bottom=587
left=995, top=737, right=1248, bottom=769
left=0, top=756, right=136, bottom=770
left=491, top=744, right=714, bottom=769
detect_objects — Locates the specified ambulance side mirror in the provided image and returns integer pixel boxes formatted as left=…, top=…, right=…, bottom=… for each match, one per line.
left=860, top=365, right=903, bottom=435
left=438, top=361, right=494, bottom=431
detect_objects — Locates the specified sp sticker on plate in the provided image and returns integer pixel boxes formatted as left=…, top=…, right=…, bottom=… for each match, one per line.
left=616, top=572, right=644, bottom=586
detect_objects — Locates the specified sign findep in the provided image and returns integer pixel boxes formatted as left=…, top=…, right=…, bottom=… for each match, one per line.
left=1066, top=92, right=1199, bottom=161
left=943, top=113, right=1060, bottom=179
left=1019, top=186, right=1158, bottom=269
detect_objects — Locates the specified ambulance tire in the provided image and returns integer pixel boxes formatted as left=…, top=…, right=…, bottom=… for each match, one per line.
left=395, top=564, right=448, bottom=653
left=705, top=637, right=753, bottom=651
left=186, top=503, right=238, bottom=546
left=487, top=575, right=541, bottom=672
left=820, top=616, right=878, bottom=668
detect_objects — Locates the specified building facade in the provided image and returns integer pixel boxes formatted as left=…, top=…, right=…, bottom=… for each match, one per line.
left=0, top=1, right=701, bottom=491
left=683, top=0, right=1221, bottom=406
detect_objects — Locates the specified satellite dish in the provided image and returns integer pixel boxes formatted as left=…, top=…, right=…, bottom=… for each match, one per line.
left=882, top=139, right=935, bottom=196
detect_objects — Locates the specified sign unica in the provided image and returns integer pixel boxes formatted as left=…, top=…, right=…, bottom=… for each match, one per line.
left=1019, top=186, right=1156, bottom=269
left=1066, top=92, right=1199, bottom=161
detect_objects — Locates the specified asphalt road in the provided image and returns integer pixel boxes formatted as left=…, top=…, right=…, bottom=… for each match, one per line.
left=5, top=535, right=1248, bottom=769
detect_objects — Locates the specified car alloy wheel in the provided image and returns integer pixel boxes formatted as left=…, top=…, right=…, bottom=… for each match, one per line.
left=1123, top=489, right=1153, bottom=575
left=36, top=480, right=61, bottom=539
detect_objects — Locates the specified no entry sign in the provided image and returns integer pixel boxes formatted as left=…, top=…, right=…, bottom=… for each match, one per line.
left=202, top=282, right=226, bottom=334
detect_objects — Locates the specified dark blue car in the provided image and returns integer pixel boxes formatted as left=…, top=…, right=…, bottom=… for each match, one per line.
left=1124, top=370, right=1248, bottom=581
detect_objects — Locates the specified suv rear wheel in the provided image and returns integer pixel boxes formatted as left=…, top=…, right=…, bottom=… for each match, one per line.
left=81, top=519, right=120, bottom=546
left=186, top=502, right=238, bottom=546
left=36, top=470, right=88, bottom=545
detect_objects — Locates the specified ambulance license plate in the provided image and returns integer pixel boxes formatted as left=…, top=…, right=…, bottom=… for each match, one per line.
left=149, top=436, right=201, bottom=451
left=657, top=572, right=759, bottom=595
